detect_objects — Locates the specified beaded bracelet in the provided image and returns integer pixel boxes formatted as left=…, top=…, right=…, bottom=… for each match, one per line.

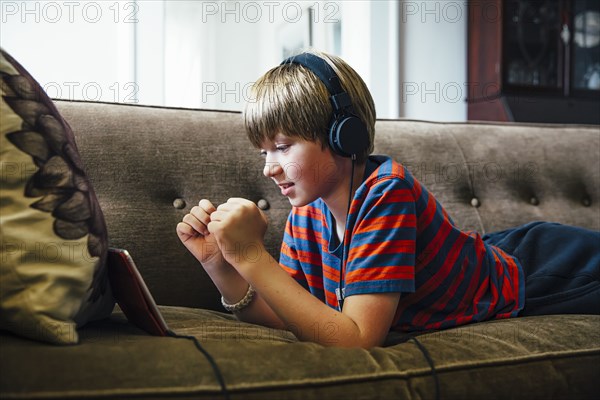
left=221, top=285, right=256, bottom=312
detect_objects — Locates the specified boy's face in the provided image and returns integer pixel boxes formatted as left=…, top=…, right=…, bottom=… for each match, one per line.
left=260, top=133, right=344, bottom=207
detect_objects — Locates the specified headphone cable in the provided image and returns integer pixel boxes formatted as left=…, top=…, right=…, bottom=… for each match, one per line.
left=167, top=329, right=231, bottom=400
left=337, top=154, right=356, bottom=311
left=410, top=336, right=440, bottom=400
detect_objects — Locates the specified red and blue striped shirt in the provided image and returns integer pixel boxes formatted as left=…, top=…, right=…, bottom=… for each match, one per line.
left=280, top=156, right=525, bottom=332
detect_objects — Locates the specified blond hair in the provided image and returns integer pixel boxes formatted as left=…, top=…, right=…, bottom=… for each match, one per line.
left=244, top=49, right=376, bottom=162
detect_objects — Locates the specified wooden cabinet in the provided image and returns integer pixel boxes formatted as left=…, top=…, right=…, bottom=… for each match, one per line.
left=468, top=0, right=600, bottom=124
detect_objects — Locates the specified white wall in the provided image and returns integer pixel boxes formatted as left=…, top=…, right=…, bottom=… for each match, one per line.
left=198, top=2, right=265, bottom=111
left=0, top=0, right=467, bottom=121
left=339, top=1, right=400, bottom=119
left=135, top=0, right=165, bottom=105
left=398, top=0, right=467, bottom=121
left=0, top=0, right=135, bottom=103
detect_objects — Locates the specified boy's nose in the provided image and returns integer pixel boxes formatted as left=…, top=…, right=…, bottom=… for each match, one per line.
left=263, top=162, right=283, bottom=179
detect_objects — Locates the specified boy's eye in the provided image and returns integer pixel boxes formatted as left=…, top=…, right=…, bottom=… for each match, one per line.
left=259, top=144, right=290, bottom=157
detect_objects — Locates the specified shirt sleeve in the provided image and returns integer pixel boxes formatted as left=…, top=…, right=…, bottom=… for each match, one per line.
left=343, top=177, right=417, bottom=297
left=279, top=211, right=310, bottom=290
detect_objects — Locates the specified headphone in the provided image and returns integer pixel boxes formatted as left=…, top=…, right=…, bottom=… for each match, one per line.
left=280, top=52, right=370, bottom=311
left=280, top=53, right=370, bottom=159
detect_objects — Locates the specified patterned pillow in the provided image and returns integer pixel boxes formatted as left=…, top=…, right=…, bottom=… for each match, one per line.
left=0, top=49, right=114, bottom=344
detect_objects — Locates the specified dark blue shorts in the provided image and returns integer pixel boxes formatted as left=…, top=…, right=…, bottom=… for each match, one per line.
left=483, top=221, right=600, bottom=316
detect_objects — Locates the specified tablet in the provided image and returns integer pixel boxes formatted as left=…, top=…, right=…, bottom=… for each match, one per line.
left=107, top=248, right=169, bottom=336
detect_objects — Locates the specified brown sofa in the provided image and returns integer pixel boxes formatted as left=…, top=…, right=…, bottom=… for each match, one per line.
left=1, top=99, right=599, bottom=399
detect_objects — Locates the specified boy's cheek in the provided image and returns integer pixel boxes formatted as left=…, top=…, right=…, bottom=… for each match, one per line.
left=307, top=162, right=338, bottom=184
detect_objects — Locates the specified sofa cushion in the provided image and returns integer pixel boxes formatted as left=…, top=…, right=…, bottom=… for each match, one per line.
left=1, top=306, right=598, bottom=399
left=374, top=119, right=600, bottom=234
left=0, top=50, right=114, bottom=344
left=55, top=101, right=600, bottom=309
left=56, top=101, right=279, bottom=311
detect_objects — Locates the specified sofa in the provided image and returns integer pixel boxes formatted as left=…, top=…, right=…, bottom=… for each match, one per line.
left=1, top=97, right=599, bottom=399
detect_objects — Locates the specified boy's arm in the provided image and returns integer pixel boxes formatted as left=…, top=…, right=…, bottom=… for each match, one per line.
left=208, top=198, right=401, bottom=348
left=201, top=259, right=287, bottom=330
left=176, top=199, right=285, bottom=329
left=241, top=250, right=401, bottom=348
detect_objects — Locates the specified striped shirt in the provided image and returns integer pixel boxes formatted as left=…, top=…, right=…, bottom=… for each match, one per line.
left=279, top=155, right=525, bottom=332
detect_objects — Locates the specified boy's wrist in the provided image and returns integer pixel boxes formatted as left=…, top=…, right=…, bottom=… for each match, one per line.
left=235, top=243, right=278, bottom=281
left=201, top=259, right=252, bottom=305
left=201, top=257, right=224, bottom=272
left=202, top=258, right=239, bottom=281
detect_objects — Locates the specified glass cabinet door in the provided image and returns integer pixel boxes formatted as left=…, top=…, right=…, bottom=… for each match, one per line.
left=503, top=0, right=563, bottom=91
left=571, top=0, right=600, bottom=94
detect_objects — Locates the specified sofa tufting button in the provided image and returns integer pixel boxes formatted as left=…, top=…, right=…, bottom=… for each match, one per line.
left=582, top=198, right=591, bottom=207
left=173, top=198, right=186, bottom=209
left=257, top=199, right=270, bottom=210
left=530, top=197, right=539, bottom=206
left=470, top=197, right=480, bottom=208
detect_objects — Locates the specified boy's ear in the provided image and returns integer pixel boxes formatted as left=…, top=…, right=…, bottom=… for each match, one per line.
left=316, top=136, right=330, bottom=151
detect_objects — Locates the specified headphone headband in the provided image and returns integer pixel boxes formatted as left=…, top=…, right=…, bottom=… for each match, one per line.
left=280, top=53, right=353, bottom=116
left=281, top=53, right=342, bottom=95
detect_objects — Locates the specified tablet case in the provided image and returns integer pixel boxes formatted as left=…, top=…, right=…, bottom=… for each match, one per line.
left=107, top=248, right=169, bottom=336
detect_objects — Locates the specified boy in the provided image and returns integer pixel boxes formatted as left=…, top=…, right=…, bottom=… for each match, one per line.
left=177, top=50, right=599, bottom=348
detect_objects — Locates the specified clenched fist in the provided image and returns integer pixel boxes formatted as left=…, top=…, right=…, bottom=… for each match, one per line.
left=207, top=198, right=268, bottom=267
left=176, top=199, right=225, bottom=267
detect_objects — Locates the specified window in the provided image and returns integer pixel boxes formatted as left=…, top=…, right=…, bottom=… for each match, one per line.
left=1, top=1, right=468, bottom=121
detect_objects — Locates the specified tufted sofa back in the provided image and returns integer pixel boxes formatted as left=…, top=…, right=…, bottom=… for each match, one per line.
left=57, top=100, right=600, bottom=310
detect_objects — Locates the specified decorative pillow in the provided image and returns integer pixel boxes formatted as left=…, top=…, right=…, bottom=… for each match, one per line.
left=0, top=49, right=114, bottom=344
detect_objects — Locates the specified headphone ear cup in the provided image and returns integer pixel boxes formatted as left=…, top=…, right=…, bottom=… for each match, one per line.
left=329, top=115, right=369, bottom=158
left=328, top=118, right=344, bottom=156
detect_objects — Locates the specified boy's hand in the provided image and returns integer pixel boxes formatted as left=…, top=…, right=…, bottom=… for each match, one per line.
left=176, top=199, right=225, bottom=267
left=207, top=198, right=268, bottom=267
